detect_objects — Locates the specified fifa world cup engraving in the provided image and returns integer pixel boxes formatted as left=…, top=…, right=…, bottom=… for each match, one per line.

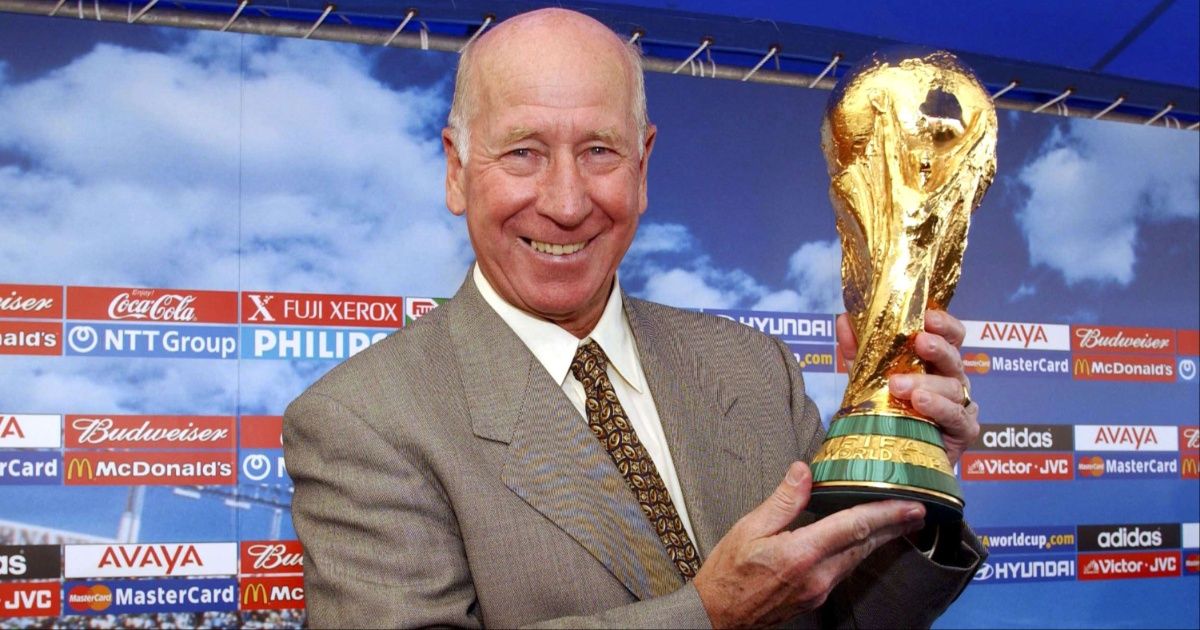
left=808, top=50, right=997, bottom=521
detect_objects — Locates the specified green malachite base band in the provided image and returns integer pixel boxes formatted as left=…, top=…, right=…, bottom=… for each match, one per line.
left=808, top=413, right=965, bottom=523
left=826, top=414, right=944, bottom=446
left=810, top=459, right=963, bottom=502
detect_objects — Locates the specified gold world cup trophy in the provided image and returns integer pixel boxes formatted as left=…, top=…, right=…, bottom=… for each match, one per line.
left=807, top=49, right=997, bottom=522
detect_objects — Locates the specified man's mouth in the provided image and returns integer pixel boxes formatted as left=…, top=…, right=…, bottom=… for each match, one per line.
left=524, top=238, right=587, bottom=256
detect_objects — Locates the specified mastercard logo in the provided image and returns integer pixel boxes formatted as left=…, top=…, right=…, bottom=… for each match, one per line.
left=962, top=352, right=990, bottom=375
left=67, top=583, right=113, bottom=612
left=1186, top=553, right=1199, bottom=573
left=1077, top=455, right=1105, bottom=477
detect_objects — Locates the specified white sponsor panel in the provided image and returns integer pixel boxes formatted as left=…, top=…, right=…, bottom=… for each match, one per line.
left=64, top=543, right=237, bottom=578
left=963, top=320, right=1070, bottom=351
left=0, top=415, right=62, bottom=448
left=1074, top=425, right=1178, bottom=452
left=1185, top=523, right=1199, bottom=549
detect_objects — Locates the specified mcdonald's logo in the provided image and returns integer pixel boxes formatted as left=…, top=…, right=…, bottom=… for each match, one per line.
left=241, top=582, right=267, bottom=605
left=66, top=457, right=94, bottom=481
left=1074, top=358, right=1092, bottom=377
left=1183, top=456, right=1199, bottom=479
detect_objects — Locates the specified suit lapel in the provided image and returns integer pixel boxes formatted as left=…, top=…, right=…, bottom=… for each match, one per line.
left=448, top=276, right=681, bottom=600
left=625, top=297, right=765, bottom=560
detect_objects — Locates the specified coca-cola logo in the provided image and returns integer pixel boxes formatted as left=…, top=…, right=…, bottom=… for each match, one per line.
left=107, top=292, right=197, bottom=322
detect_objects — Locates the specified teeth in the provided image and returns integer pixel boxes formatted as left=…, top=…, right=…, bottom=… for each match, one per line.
left=530, top=239, right=586, bottom=256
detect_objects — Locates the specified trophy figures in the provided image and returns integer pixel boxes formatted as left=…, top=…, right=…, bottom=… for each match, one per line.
left=808, top=50, right=997, bottom=522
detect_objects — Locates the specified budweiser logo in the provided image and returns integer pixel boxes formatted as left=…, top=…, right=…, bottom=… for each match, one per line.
left=107, top=292, right=197, bottom=322
left=246, top=544, right=303, bottom=571
left=1074, top=327, right=1172, bottom=352
left=0, top=290, right=54, bottom=314
left=70, top=417, right=230, bottom=446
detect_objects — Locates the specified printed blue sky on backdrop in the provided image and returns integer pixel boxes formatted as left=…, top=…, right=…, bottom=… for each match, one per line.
left=0, top=16, right=1197, bottom=626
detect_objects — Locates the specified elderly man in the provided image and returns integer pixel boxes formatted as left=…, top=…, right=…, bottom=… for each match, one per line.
left=284, top=8, right=983, bottom=628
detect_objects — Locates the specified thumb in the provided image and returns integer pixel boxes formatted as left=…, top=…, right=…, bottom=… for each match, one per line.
left=740, top=461, right=811, bottom=539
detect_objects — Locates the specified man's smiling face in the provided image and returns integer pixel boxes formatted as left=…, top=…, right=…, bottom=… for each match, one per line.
left=443, top=10, right=654, bottom=337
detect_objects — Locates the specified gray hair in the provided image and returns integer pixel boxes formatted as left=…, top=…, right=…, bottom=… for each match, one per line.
left=446, top=38, right=649, bottom=165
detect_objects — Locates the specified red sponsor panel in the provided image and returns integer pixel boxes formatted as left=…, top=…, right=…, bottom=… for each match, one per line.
left=66, top=415, right=235, bottom=449
left=1071, top=355, right=1176, bottom=382
left=0, top=321, right=62, bottom=356
left=240, top=575, right=305, bottom=611
left=240, top=540, right=304, bottom=575
left=1071, top=325, right=1175, bottom=354
left=1182, top=426, right=1200, bottom=453
left=960, top=453, right=1074, bottom=481
left=241, top=291, right=403, bottom=328
left=240, top=416, right=283, bottom=449
left=1078, top=551, right=1181, bottom=580
left=1179, top=330, right=1199, bottom=356
left=0, top=582, right=61, bottom=617
left=0, top=284, right=62, bottom=320
left=64, top=451, right=235, bottom=485
left=67, top=286, right=237, bottom=324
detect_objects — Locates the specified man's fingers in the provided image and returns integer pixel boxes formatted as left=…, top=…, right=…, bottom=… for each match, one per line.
left=925, top=310, right=966, bottom=349
left=738, top=462, right=813, bottom=539
left=790, top=500, right=925, bottom=559
left=836, top=314, right=857, bottom=370
left=912, top=331, right=966, bottom=382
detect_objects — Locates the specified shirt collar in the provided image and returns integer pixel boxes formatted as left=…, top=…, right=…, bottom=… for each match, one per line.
left=473, top=264, right=646, bottom=393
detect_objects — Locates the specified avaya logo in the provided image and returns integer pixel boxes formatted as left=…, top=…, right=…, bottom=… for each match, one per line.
left=98, top=545, right=202, bottom=575
left=1098, top=426, right=1157, bottom=449
left=65, top=542, right=236, bottom=578
left=981, top=322, right=1048, bottom=348
left=107, top=293, right=197, bottom=322
left=1076, top=425, right=1177, bottom=452
left=245, top=544, right=303, bottom=572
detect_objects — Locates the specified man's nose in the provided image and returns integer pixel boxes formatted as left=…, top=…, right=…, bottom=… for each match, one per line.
left=537, top=154, right=590, bottom=226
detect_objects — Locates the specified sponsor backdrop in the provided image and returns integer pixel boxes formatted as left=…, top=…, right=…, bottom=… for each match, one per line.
left=0, top=12, right=1197, bottom=630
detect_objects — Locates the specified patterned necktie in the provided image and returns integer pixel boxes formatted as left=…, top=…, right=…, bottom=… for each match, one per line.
left=570, top=340, right=701, bottom=579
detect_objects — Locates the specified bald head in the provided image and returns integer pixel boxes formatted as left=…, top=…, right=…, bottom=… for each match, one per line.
left=446, top=8, right=648, bottom=163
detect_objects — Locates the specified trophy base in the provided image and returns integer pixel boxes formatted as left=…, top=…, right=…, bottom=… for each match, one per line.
left=807, top=413, right=965, bottom=524
left=807, top=482, right=963, bottom=523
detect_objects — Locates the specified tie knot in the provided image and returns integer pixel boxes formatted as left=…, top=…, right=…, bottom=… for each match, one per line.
left=570, top=340, right=609, bottom=383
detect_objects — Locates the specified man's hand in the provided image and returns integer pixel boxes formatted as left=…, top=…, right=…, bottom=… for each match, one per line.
left=835, top=310, right=980, bottom=466
left=693, top=462, right=925, bottom=628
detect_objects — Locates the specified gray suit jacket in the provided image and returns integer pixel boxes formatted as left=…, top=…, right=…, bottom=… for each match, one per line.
left=284, top=274, right=983, bottom=628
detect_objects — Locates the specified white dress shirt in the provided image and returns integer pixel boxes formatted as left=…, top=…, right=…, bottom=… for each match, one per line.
left=473, top=265, right=697, bottom=545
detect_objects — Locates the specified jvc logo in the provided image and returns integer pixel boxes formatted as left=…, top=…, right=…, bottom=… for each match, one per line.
left=1040, top=459, right=1069, bottom=475
left=2, top=587, right=53, bottom=610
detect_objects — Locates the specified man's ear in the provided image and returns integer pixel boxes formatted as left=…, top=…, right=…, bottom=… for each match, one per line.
left=637, top=123, right=657, bottom=215
left=443, top=128, right=467, bottom=216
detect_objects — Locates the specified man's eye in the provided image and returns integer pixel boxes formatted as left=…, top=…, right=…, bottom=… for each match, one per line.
left=507, top=148, right=532, bottom=158
left=588, top=146, right=614, bottom=156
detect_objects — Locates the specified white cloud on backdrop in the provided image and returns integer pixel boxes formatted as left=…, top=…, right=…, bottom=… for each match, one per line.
left=1015, top=118, right=1199, bottom=287
left=0, top=32, right=467, bottom=413
left=627, top=224, right=844, bottom=314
